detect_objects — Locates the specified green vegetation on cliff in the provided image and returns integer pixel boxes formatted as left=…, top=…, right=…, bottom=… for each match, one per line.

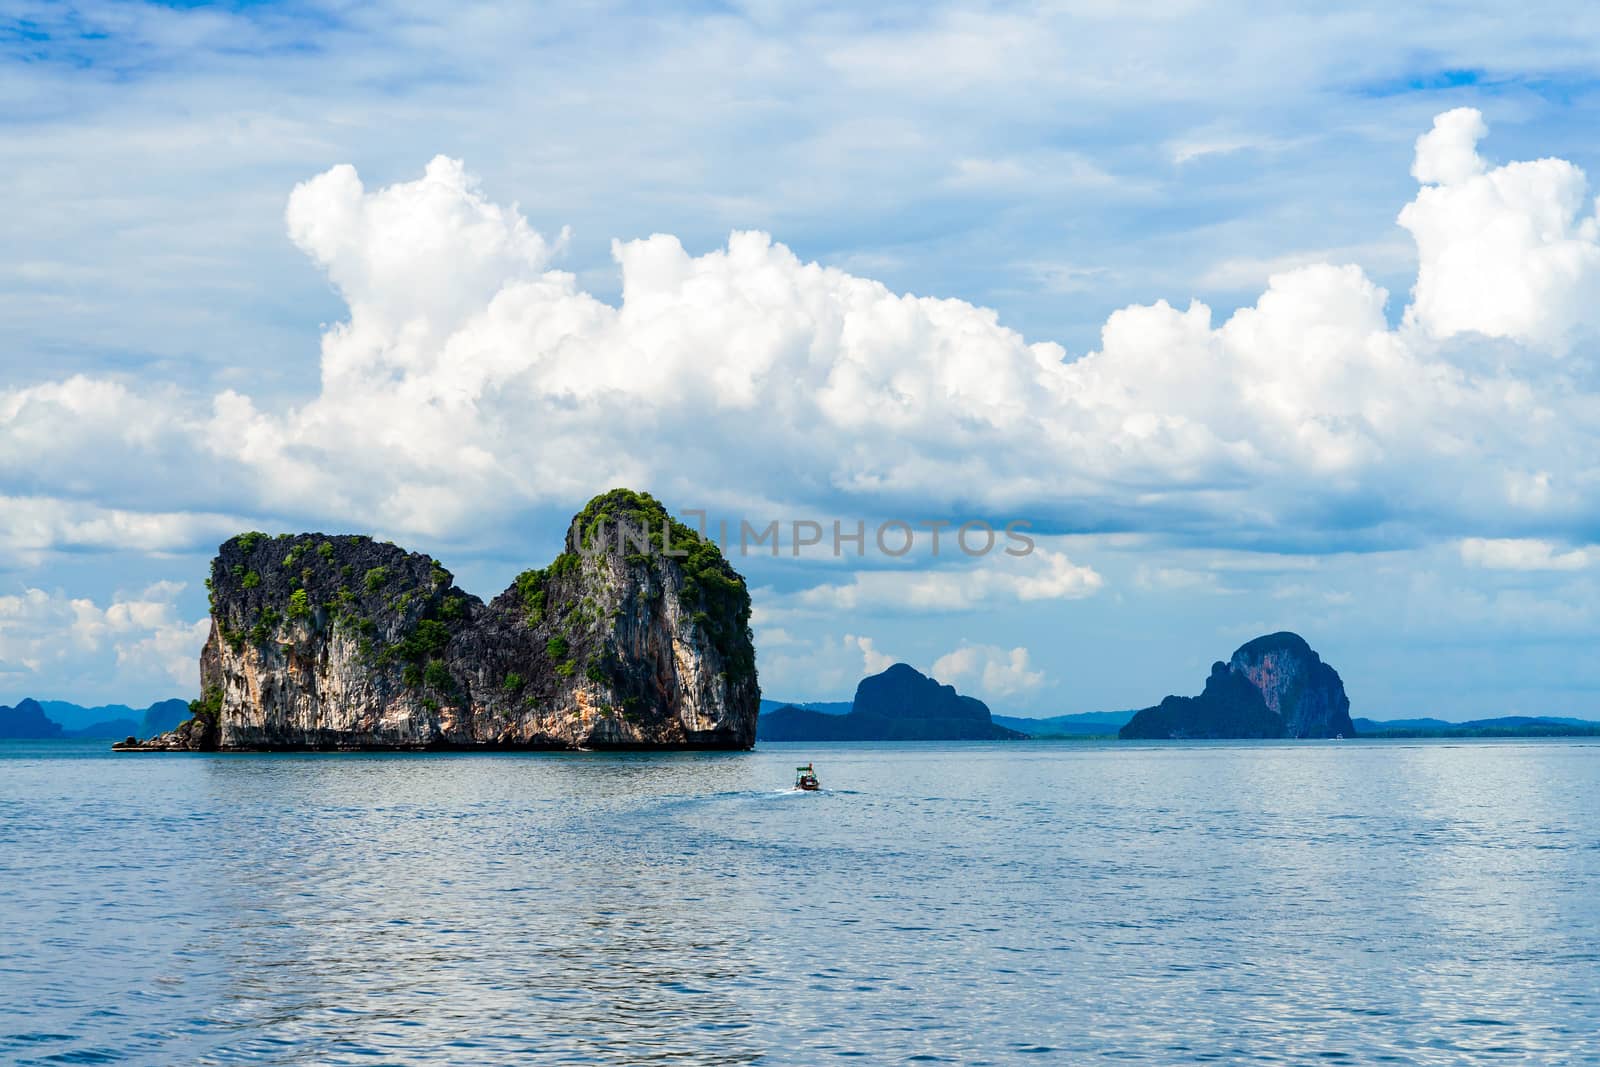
left=188, top=686, right=222, bottom=725
left=165, top=489, right=760, bottom=751
left=566, top=488, right=755, bottom=682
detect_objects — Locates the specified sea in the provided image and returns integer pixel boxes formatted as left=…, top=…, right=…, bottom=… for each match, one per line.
left=2, top=738, right=1597, bottom=1065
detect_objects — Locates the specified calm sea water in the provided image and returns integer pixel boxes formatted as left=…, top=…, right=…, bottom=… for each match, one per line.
left=2, top=738, right=1598, bottom=1065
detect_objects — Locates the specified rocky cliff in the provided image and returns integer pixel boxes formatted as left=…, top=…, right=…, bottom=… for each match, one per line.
left=758, top=662, right=1025, bottom=741
left=1228, top=632, right=1353, bottom=739
left=125, top=490, right=759, bottom=751
left=1119, top=632, right=1353, bottom=740
left=1117, top=662, right=1283, bottom=740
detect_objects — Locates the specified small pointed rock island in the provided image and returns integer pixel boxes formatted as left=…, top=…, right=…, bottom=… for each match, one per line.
left=1119, top=632, right=1354, bottom=740
left=126, top=490, right=759, bottom=751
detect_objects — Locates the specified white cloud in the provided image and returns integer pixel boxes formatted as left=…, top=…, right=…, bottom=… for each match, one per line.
left=932, top=643, right=1045, bottom=696
left=1166, top=130, right=1300, bottom=166
left=0, top=494, right=245, bottom=567
left=756, top=631, right=897, bottom=701
left=790, top=548, right=1104, bottom=613
left=0, top=582, right=208, bottom=699
left=754, top=626, right=800, bottom=649
left=3, top=109, right=1600, bottom=571
left=845, top=633, right=895, bottom=675
left=1459, top=537, right=1593, bottom=571
left=1400, top=107, right=1600, bottom=350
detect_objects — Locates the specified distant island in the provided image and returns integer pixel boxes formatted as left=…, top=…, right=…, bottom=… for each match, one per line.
left=118, top=489, right=759, bottom=752
left=1120, top=632, right=1354, bottom=739
left=758, top=698, right=852, bottom=717
left=1352, top=716, right=1600, bottom=738
left=759, top=663, right=1025, bottom=741
left=0, top=698, right=189, bottom=740
left=756, top=632, right=1600, bottom=743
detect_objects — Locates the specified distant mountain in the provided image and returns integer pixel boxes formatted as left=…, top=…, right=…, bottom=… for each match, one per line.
left=41, top=700, right=134, bottom=732
left=1121, top=632, right=1354, bottom=740
left=64, top=718, right=143, bottom=739
left=34, top=698, right=190, bottom=737
left=0, top=699, right=64, bottom=739
left=139, top=699, right=192, bottom=736
left=993, top=711, right=1135, bottom=736
left=758, top=699, right=852, bottom=716
left=758, top=663, right=1025, bottom=741
left=1120, top=663, right=1284, bottom=740
left=1355, top=715, right=1600, bottom=737
left=0, top=698, right=192, bottom=741
left=1351, top=717, right=1452, bottom=733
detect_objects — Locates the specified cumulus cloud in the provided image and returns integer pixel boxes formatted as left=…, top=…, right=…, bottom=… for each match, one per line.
left=1400, top=107, right=1600, bottom=349
left=1459, top=537, right=1593, bottom=571
left=0, top=582, right=208, bottom=699
left=3, top=109, right=1600, bottom=580
left=932, top=643, right=1045, bottom=696
left=755, top=631, right=898, bottom=700
left=0, top=494, right=246, bottom=568
left=845, top=633, right=895, bottom=675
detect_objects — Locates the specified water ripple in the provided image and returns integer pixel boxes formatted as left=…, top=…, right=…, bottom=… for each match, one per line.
left=2, top=739, right=1599, bottom=1063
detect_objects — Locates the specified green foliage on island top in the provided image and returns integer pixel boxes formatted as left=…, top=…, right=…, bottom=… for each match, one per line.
left=554, top=488, right=757, bottom=683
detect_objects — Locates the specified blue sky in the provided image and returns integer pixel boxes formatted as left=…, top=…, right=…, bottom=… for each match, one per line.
left=5, top=1, right=1600, bottom=718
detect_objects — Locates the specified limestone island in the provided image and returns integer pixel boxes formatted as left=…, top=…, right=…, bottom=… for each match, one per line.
left=758, top=663, right=1026, bottom=741
left=1119, top=632, right=1354, bottom=740
left=117, top=490, right=759, bottom=752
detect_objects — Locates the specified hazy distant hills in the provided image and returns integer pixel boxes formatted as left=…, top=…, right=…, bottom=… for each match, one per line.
left=758, top=699, right=852, bottom=717
left=0, top=698, right=190, bottom=739
left=992, top=711, right=1134, bottom=736
left=759, top=698, right=1134, bottom=738
left=760, top=663, right=1024, bottom=741
left=762, top=685, right=1600, bottom=741
left=1353, top=715, right=1600, bottom=737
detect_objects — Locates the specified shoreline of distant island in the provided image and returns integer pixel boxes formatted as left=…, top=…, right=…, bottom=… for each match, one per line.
left=6, top=696, right=1599, bottom=744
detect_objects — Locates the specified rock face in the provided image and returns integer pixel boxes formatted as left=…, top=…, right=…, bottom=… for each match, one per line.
left=1117, top=662, right=1284, bottom=740
left=1119, top=632, right=1353, bottom=740
left=1228, top=632, right=1352, bottom=739
left=119, top=714, right=214, bottom=751
left=758, top=663, right=1025, bottom=741
left=127, top=490, right=759, bottom=751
